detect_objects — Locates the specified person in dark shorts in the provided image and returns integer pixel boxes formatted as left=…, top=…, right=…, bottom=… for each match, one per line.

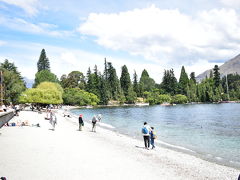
left=79, top=114, right=84, bottom=131
left=142, top=122, right=151, bottom=149
left=92, top=115, right=97, bottom=132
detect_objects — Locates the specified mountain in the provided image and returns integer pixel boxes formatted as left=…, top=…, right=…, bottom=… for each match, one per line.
left=23, top=77, right=34, bottom=88
left=196, top=54, right=240, bottom=81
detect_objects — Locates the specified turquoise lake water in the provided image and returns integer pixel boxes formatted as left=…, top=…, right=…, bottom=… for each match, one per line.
left=70, top=103, right=240, bottom=168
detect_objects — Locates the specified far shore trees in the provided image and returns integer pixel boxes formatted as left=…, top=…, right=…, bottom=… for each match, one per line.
left=4, top=48, right=240, bottom=106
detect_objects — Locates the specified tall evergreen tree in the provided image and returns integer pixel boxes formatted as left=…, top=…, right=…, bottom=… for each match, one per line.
left=178, top=66, right=189, bottom=95
left=161, top=69, right=178, bottom=95
left=139, top=69, right=155, bottom=96
left=99, top=74, right=109, bottom=105
left=107, top=62, right=120, bottom=100
left=37, top=49, right=50, bottom=72
left=133, top=70, right=139, bottom=96
left=120, top=65, right=131, bottom=97
left=213, top=65, right=220, bottom=88
left=86, top=67, right=95, bottom=93
left=190, top=72, right=196, bottom=84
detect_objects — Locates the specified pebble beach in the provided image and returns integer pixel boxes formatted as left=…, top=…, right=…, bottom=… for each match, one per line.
left=0, top=110, right=239, bottom=180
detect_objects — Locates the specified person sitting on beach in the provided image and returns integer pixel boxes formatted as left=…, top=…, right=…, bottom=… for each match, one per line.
left=92, top=115, right=98, bottom=132
left=150, top=127, right=157, bottom=149
left=142, top=122, right=151, bottom=149
left=78, top=114, right=84, bottom=131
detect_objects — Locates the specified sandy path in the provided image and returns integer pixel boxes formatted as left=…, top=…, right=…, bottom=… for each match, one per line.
left=0, top=110, right=239, bottom=180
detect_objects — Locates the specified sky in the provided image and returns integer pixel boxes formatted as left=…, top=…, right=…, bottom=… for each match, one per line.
left=0, top=0, right=240, bottom=83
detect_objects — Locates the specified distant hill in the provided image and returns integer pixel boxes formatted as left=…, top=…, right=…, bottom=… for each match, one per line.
left=196, top=54, right=240, bottom=81
left=24, top=77, right=34, bottom=88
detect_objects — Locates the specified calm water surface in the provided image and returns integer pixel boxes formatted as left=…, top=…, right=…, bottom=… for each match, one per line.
left=71, top=103, right=240, bottom=168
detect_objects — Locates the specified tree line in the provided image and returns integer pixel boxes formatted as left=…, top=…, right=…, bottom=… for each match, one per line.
left=1, top=49, right=240, bottom=106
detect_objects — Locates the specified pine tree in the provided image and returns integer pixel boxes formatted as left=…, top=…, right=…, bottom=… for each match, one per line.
left=161, top=69, right=177, bottom=95
left=99, top=74, right=109, bottom=105
left=139, top=69, right=155, bottom=96
left=86, top=67, right=95, bottom=93
left=178, top=66, right=189, bottom=95
left=37, top=49, right=50, bottom=72
left=133, top=70, right=139, bottom=96
left=107, top=62, right=120, bottom=100
left=190, top=72, right=196, bottom=84
left=120, top=65, right=131, bottom=97
left=213, top=65, right=220, bottom=88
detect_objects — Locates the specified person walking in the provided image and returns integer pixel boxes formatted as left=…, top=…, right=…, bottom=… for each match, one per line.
left=78, top=114, right=84, bottom=131
left=142, top=122, right=151, bottom=149
left=49, top=111, right=57, bottom=131
left=92, top=115, right=98, bottom=132
left=150, top=127, right=156, bottom=149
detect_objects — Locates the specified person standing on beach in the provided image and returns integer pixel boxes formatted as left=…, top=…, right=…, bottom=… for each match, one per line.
left=142, top=122, right=151, bottom=149
left=49, top=111, right=57, bottom=131
left=78, top=114, right=84, bottom=131
left=150, top=127, right=156, bottom=149
left=92, top=115, right=98, bottom=132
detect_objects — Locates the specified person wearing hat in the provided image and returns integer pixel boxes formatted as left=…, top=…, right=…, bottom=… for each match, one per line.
left=79, top=114, right=84, bottom=131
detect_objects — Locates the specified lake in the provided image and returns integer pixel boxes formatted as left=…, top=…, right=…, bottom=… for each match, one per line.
left=70, top=103, right=240, bottom=168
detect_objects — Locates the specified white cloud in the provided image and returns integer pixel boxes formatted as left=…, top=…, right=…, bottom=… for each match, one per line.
left=0, top=0, right=39, bottom=16
left=78, top=5, right=240, bottom=67
left=0, top=16, right=73, bottom=37
left=220, top=0, right=240, bottom=7
left=0, top=40, right=221, bottom=83
left=0, top=40, right=6, bottom=46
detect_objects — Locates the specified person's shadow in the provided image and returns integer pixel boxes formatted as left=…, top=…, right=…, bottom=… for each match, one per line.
left=135, top=145, right=146, bottom=149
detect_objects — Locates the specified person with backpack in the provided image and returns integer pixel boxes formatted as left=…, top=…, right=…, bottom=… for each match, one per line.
left=142, top=122, right=151, bottom=149
left=150, top=127, right=157, bottom=149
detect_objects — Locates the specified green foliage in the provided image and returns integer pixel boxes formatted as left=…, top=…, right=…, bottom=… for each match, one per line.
left=139, top=69, right=155, bottom=96
left=34, top=70, right=58, bottom=87
left=120, top=65, right=131, bottom=97
left=60, top=71, right=85, bottom=89
left=19, top=82, right=63, bottom=104
left=213, top=65, right=220, bottom=88
left=0, top=60, right=26, bottom=104
left=171, top=94, right=188, bottom=104
left=133, top=70, right=139, bottom=96
left=158, top=94, right=171, bottom=104
left=37, top=49, right=50, bottom=72
left=178, top=66, right=189, bottom=95
left=126, top=85, right=137, bottom=103
left=98, top=74, right=110, bottom=105
left=190, top=72, right=196, bottom=84
left=161, top=69, right=178, bottom=95
left=63, top=88, right=99, bottom=106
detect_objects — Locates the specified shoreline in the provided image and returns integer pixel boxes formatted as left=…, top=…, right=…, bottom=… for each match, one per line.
left=0, top=110, right=239, bottom=179
left=66, top=107, right=240, bottom=170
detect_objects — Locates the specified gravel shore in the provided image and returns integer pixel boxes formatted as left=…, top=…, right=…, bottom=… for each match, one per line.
left=0, top=110, right=239, bottom=180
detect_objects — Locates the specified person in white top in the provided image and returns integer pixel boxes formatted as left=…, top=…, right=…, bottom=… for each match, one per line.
left=142, top=122, right=151, bottom=149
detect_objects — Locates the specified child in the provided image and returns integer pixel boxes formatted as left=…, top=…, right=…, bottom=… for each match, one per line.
left=150, top=127, right=156, bottom=149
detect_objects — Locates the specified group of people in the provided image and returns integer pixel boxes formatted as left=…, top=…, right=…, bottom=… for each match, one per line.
left=78, top=114, right=102, bottom=132
left=142, top=122, right=157, bottom=150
